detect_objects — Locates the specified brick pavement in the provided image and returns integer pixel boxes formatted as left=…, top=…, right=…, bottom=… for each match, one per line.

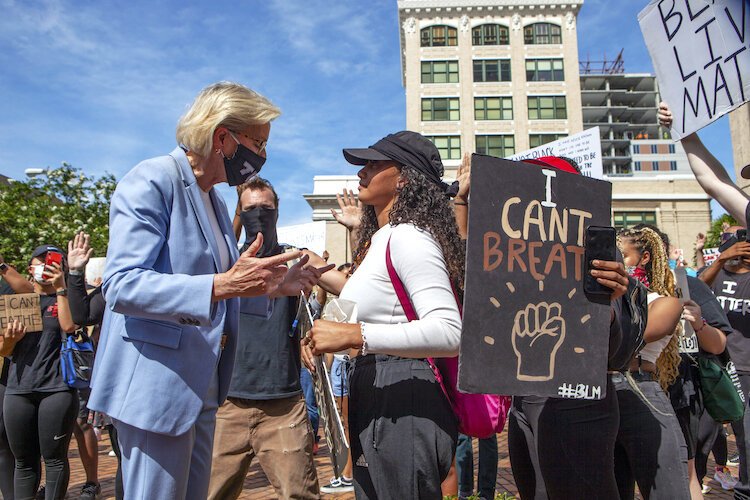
left=62, top=428, right=739, bottom=499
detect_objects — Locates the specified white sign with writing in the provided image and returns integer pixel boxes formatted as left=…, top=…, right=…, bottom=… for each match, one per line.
left=639, top=0, right=750, bottom=139
left=703, top=247, right=720, bottom=266
left=506, top=127, right=604, bottom=179
left=277, top=221, right=327, bottom=255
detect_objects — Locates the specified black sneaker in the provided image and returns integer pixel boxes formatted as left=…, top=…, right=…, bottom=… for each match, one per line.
left=80, top=482, right=101, bottom=500
left=727, top=453, right=741, bottom=467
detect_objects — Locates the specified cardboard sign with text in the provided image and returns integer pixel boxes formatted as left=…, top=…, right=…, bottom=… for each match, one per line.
left=639, top=0, right=750, bottom=139
left=507, top=127, right=604, bottom=179
left=459, top=155, right=613, bottom=399
left=0, top=294, right=43, bottom=332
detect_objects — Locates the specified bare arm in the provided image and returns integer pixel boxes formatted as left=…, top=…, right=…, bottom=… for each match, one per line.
left=659, top=102, right=749, bottom=222
left=455, top=152, right=470, bottom=239
left=300, top=250, right=348, bottom=296
left=0, top=254, right=33, bottom=294
left=47, top=263, right=77, bottom=333
left=644, top=296, right=682, bottom=343
left=683, top=299, right=726, bottom=354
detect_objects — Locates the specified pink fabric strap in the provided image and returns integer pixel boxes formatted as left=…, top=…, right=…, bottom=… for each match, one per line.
left=385, top=236, right=418, bottom=321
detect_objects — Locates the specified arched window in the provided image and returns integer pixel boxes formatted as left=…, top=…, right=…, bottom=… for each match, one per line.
left=421, top=25, right=458, bottom=47
left=472, top=24, right=509, bottom=45
left=523, top=23, right=562, bottom=44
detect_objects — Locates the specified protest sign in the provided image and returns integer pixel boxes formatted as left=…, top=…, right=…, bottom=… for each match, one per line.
left=297, top=295, right=349, bottom=477
left=459, top=155, right=612, bottom=399
left=507, top=127, right=604, bottom=179
left=703, top=247, right=720, bottom=266
left=0, top=293, right=43, bottom=332
left=639, top=0, right=750, bottom=139
left=277, top=221, right=327, bottom=255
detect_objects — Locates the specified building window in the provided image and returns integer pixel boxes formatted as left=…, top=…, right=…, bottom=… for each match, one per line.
left=475, top=97, right=513, bottom=120
left=421, top=25, right=458, bottom=47
left=650, top=144, right=658, bottom=154
left=473, top=60, right=511, bottom=82
left=529, top=134, right=566, bottom=148
left=526, top=59, right=564, bottom=82
left=613, top=211, right=657, bottom=230
left=421, top=98, right=460, bottom=121
left=670, top=161, right=677, bottom=171
left=421, top=60, right=459, bottom=83
left=634, top=161, right=641, bottom=171
left=527, top=96, right=567, bottom=120
left=476, top=135, right=515, bottom=157
left=524, top=23, right=562, bottom=44
left=668, top=144, right=676, bottom=154
left=426, top=136, right=461, bottom=160
left=472, top=24, right=509, bottom=45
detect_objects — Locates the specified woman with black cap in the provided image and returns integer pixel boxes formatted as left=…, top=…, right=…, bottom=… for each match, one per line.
left=302, top=131, right=463, bottom=499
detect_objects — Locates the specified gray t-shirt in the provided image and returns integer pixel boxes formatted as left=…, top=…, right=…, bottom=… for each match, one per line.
left=711, top=268, right=750, bottom=373
left=227, top=296, right=302, bottom=400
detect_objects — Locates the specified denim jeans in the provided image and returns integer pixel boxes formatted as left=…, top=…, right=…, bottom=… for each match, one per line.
left=299, top=367, right=319, bottom=439
left=456, top=433, right=498, bottom=499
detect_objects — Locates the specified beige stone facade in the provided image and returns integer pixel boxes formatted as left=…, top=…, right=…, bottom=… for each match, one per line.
left=730, top=103, right=750, bottom=192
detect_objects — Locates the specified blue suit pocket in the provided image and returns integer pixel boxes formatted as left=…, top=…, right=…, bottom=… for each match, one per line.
left=122, top=317, right=183, bottom=349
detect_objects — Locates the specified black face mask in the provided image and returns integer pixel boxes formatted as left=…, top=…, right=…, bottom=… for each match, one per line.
left=240, top=207, right=280, bottom=257
left=223, top=133, right=266, bottom=186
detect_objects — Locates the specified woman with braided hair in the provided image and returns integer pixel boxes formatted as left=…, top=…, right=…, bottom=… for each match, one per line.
left=615, top=225, right=691, bottom=499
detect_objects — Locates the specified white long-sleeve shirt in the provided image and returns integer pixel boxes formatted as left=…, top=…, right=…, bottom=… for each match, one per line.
left=339, top=223, right=462, bottom=358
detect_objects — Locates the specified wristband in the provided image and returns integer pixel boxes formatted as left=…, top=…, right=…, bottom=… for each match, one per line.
left=56, top=288, right=68, bottom=297
left=69, top=269, right=83, bottom=276
left=454, top=201, right=468, bottom=206
left=360, top=321, right=369, bottom=356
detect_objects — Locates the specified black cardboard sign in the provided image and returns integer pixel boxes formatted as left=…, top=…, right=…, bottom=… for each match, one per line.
left=458, top=155, right=612, bottom=399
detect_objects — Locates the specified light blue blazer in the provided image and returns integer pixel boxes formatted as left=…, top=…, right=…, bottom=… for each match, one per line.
left=89, top=147, right=269, bottom=436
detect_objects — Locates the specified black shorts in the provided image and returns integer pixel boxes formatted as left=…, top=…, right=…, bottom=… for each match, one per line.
left=676, top=405, right=699, bottom=459
left=77, top=387, right=91, bottom=421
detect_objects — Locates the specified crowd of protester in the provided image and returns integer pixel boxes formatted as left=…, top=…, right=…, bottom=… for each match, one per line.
left=0, top=81, right=748, bottom=500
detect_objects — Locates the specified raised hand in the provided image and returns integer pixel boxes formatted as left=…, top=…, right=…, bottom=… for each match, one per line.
left=719, top=241, right=750, bottom=264
left=658, top=101, right=673, bottom=129
left=456, top=152, right=471, bottom=203
left=68, top=232, right=94, bottom=272
left=695, top=233, right=706, bottom=252
left=330, top=189, right=362, bottom=231
left=213, top=233, right=301, bottom=300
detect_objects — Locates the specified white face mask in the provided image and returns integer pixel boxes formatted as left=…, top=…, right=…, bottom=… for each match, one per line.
left=31, top=264, right=48, bottom=284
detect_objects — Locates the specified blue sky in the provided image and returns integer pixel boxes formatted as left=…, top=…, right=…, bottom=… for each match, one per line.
left=0, top=0, right=734, bottom=227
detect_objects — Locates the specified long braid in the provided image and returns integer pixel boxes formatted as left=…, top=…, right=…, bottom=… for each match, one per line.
left=618, top=227, right=682, bottom=390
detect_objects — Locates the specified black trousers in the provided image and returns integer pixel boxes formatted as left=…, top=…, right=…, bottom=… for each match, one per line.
left=4, top=390, right=78, bottom=500
left=0, top=383, right=14, bottom=500
left=508, top=378, right=619, bottom=499
left=729, top=373, right=750, bottom=500
left=613, top=374, right=690, bottom=499
left=348, top=354, right=457, bottom=500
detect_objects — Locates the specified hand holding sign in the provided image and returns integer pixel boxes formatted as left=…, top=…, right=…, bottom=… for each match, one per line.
left=512, top=302, right=566, bottom=381
left=0, top=319, right=27, bottom=357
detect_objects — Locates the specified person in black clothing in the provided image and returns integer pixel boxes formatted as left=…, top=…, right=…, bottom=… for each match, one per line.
left=0, top=320, right=27, bottom=500
left=66, top=232, right=108, bottom=500
left=3, top=245, right=78, bottom=500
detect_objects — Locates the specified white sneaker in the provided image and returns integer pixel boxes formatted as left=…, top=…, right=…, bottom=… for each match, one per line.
left=701, top=483, right=711, bottom=494
left=108, top=449, right=116, bottom=457
left=320, top=476, right=354, bottom=494
left=715, top=467, right=739, bottom=490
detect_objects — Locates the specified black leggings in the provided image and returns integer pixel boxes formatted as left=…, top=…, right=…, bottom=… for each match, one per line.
left=3, top=390, right=78, bottom=500
left=107, top=424, right=124, bottom=500
left=0, top=384, right=15, bottom=500
left=508, top=378, right=620, bottom=499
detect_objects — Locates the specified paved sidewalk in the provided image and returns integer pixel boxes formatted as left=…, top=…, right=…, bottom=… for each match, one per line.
left=62, top=428, right=738, bottom=499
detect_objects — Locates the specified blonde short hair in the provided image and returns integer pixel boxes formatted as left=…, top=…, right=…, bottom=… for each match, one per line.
left=176, top=81, right=281, bottom=157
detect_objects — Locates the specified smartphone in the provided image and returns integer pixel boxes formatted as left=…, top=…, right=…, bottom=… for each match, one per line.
left=584, top=225, right=617, bottom=304
left=738, top=229, right=747, bottom=242
left=44, top=251, right=63, bottom=279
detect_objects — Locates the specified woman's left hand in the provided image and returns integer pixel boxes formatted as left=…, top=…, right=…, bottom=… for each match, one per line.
left=46, top=262, right=66, bottom=290
left=682, top=299, right=703, bottom=330
left=303, top=319, right=363, bottom=357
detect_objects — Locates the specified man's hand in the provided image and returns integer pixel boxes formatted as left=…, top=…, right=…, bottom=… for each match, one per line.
left=68, top=232, right=94, bottom=272
left=590, top=260, right=630, bottom=302
left=0, top=320, right=27, bottom=357
left=718, top=241, right=750, bottom=263
left=658, top=101, right=673, bottom=129
left=213, top=233, right=301, bottom=300
left=330, top=189, right=362, bottom=231
left=695, top=233, right=706, bottom=252
left=270, top=255, right=335, bottom=298
left=456, top=152, right=471, bottom=203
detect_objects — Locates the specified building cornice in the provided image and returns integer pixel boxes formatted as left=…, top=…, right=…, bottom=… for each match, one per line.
left=398, top=0, right=583, bottom=9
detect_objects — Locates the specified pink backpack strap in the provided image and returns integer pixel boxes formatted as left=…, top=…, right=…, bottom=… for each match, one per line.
left=385, top=236, right=418, bottom=321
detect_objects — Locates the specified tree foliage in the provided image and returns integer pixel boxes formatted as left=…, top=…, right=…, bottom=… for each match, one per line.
left=705, top=213, right=739, bottom=249
left=0, top=163, right=116, bottom=270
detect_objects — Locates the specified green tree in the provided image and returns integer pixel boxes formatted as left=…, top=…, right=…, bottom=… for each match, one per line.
left=0, top=163, right=116, bottom=270
left=705, top=213, right=739, bottom=250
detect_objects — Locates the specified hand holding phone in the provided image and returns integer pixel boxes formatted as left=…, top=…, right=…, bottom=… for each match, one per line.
left=44, top=252, right=63, bottom=280
left=584, top=226, right=617, bottom=304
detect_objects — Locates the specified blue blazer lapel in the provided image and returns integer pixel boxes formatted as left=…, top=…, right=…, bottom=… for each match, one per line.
left=169, top=148, right=223, bottom=272
left=209, top=188, right=239, bottom=263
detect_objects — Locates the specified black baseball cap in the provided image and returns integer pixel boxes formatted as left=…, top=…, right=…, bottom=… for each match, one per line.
left=343, top=131, right=449, bottom=192
left=741, top=164, right=750, bottom=179
left=29, top=245, right=64, bottom=264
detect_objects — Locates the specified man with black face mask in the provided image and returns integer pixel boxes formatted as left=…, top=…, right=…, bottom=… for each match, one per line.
left=208, top=177, right=325, bottom=499
left=700, top=226, right=750, bottom=499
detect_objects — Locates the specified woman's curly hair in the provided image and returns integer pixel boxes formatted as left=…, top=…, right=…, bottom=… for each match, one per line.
left=352, top=166, right=465, bottom=296
left=618, top=226, right=681, bottom=391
